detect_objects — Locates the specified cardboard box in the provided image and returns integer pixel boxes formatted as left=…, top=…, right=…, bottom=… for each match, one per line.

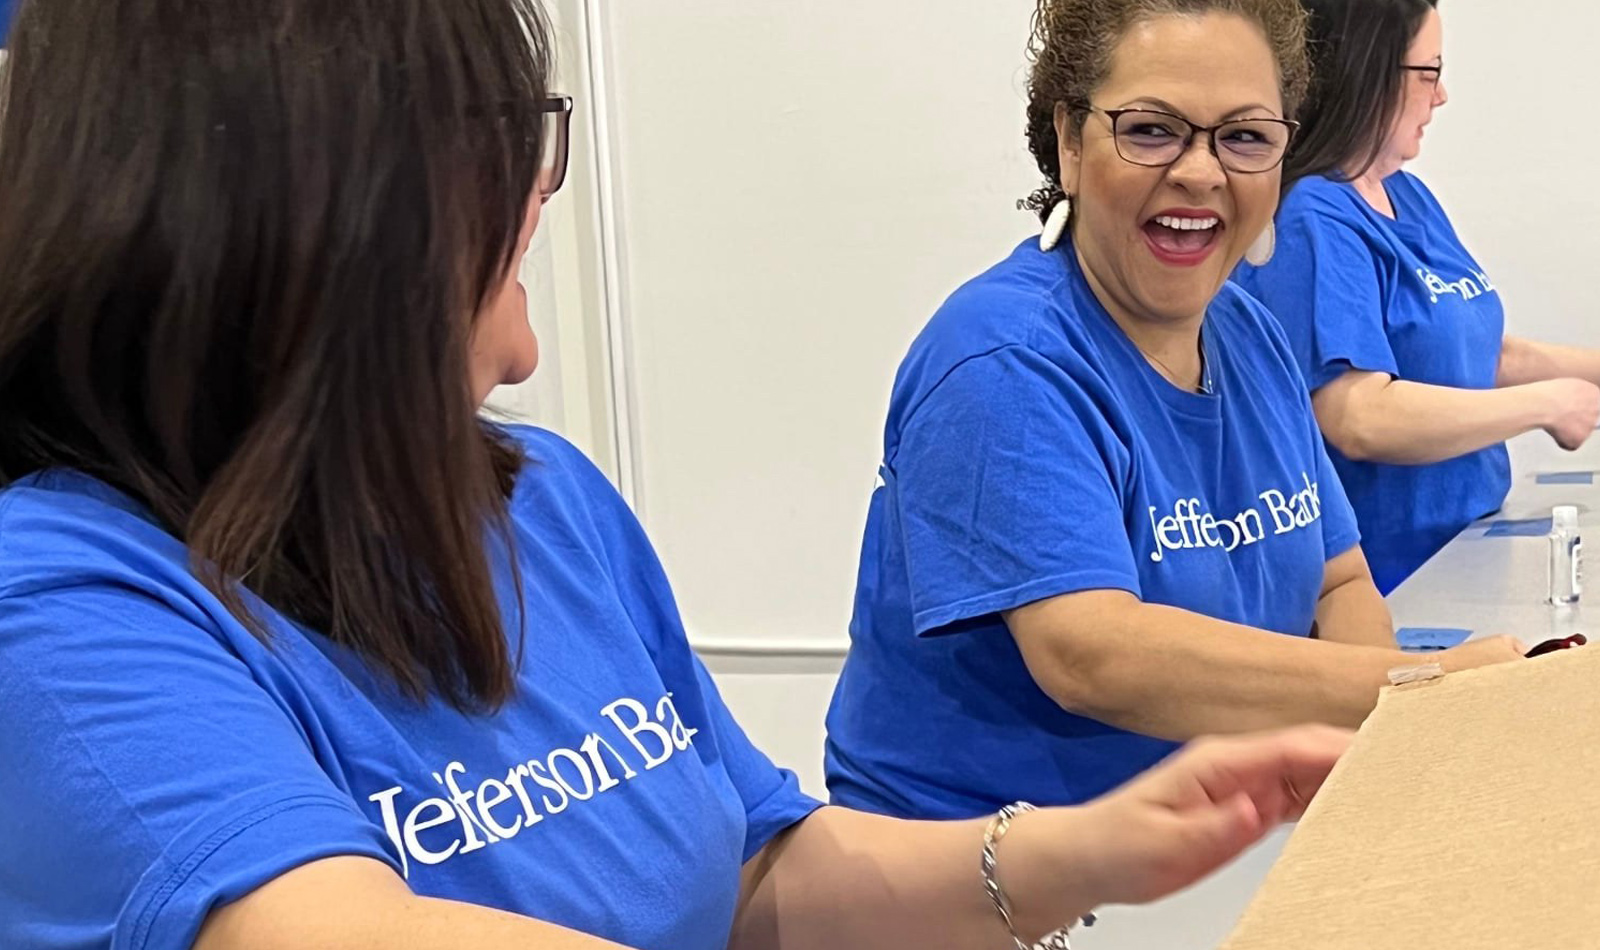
left=1222, top=646, right=1600, bottom=949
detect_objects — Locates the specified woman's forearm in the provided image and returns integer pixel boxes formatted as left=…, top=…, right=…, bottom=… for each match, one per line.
left=1313, top=371, right=1554, bottom=465
left=1009, top=593, right=1401, bottom=739
left=730, top=806, right=1098, bottom=950
left=1498, top=336, right=1600, bottom=387
left=733, top=729, right=1357, bottom=950
left=1006, top=592, right=1522, bottom=741
left=195, top=857, right=634, bottom=950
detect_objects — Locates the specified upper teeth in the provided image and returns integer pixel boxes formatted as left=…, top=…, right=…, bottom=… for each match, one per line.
left=1155, top=215, right=1219, bottom=231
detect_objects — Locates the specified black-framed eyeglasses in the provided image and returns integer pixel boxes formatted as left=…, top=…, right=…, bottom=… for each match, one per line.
left=1085, top=105, right=1299, bottom=174
left=1402, top=62, right=1444, bottom=84
left=536, top=95, right=573, bottom=199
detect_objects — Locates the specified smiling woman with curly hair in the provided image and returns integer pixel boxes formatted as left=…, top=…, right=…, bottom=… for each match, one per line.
left=824, top=0, right=1524, bottom=820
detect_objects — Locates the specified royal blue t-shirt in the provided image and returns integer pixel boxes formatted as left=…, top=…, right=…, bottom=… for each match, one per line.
left=823, top=238, right=1361, bottom=819
left=1236, top=172, right=1510, bottom=594
left=0, top=427, right=818, bottom=950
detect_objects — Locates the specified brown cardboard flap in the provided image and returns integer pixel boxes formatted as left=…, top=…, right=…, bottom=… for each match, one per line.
left=1221, top=646, right=1600, bottom=950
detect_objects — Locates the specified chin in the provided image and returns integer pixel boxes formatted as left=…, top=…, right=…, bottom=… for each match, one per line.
left=1146, top=296, right=1215, bottom=323
left=506, top=343, right=540, bottom=386
left=1400, top=134, right=1426, bottom=163
left=1139, top=269, right=1228, bottom=321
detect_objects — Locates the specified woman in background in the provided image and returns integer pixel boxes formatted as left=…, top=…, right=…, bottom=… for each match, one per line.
left=0, top=1, right=1353, bottom=949
left=1236, top=0, right=1600, bottom=593
left=823, top=0, right=1522, bottom=822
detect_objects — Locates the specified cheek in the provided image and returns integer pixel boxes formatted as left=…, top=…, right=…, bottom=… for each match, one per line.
left=1409, top=95, right=1434, bottom=130
left=1078, top=156, right=1157, bottom=230
left=1235, top=179, right=1279, bottom=232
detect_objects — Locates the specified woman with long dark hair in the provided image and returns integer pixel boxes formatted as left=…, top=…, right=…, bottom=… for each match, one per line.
left=0, top=1, right=1350, bottom=949
left=1237, top=0, right=1600, bottom=594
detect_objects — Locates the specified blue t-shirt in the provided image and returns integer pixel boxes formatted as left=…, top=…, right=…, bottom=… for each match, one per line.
left=823, top=238, right=1361, bottom=819
left=1236, top=172, right=1510, bottom=594
left=0, top=427, right=818, bottom=950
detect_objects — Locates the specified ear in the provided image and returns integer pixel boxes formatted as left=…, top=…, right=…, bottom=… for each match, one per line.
left=1054, top=102, right=1082, bottom=198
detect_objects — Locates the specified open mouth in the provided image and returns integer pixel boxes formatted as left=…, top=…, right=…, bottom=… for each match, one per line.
left=1141, top=213, right=1224, bottom=266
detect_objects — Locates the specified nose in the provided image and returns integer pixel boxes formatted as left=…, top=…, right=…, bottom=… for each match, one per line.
left=1166, top=133, right=1228, bottom=192
left=1434, top=79, right=1449, bottom=108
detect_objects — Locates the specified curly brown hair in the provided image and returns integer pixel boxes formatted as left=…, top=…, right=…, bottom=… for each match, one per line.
left=1021, top=0, right=1311, bottom=220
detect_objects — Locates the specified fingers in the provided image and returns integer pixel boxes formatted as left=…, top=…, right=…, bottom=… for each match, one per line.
left=1085, top=730, right=1351, bottom=907
left=1488, top=634, right=1528, bottom=657
left=1085, top=790, right=1271, bottom=907
left=1169, top=726, right=1352, bottom=814
left=1155, top=791, right=1268, bottom=889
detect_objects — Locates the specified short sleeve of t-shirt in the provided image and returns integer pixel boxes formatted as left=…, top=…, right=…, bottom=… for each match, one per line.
left=1251, top=214, right=1399, bottom=390
left=687, top=657, right=820, bottom=861
left=890, top=344, right=1139, bottom=636
left=0, top=585, right=398, bottom=950
left=512, top=427, right=821, bottom=861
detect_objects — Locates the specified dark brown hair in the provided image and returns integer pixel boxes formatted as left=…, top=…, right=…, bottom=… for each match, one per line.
left=0, top=0, right=554, bottom=711
left=1021, top=0, right=1312, bottom=219
left=1281, top=0, right=1438, bottom=187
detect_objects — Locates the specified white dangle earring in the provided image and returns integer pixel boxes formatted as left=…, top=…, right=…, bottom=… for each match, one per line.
left=1244, top=220, right=1277, bottom=267
left=1039, top=195, right=1073, bottom=252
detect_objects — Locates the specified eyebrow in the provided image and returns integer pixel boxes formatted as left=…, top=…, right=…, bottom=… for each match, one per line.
left=1116, top=97, right=1283, bottom=121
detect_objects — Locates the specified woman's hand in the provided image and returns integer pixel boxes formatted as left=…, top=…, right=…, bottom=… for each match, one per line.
left=1535, top=377, right=1600, bottom=450
left=1042, top=726, right=1351, bottom=910
left=1436, top=634, right=1526, bottom=672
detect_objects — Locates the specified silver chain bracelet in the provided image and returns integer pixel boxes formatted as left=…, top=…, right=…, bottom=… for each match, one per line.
left=981, top=801, right=1096, bottom=950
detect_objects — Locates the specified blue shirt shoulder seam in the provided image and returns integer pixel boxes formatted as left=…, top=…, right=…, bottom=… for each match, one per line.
left=891, top=341, right=1060, bottom=466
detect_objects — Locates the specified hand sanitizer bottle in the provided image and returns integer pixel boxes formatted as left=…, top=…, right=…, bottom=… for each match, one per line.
left=1549, top=505, right=1583, bottom=606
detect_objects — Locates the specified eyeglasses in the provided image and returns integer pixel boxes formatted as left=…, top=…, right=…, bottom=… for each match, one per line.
left=1085, top=106, right=1299, bottom=174
left=536, top=95, right=573, bottom=198
left=1402, top=62, right=1444, bottom=84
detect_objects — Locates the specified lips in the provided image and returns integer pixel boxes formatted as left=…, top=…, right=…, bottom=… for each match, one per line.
left=1142, top=211, right=1224, bottom=267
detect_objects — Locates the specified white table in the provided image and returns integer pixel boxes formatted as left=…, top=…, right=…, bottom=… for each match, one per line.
left=1387, top=432, right=1600, bottom=644
left=1075, top=429, right=1600, bottom=950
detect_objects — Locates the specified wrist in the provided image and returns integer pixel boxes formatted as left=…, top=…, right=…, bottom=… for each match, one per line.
left=1521, top=379, right=1561, bottom=430
left=998, top=807, right=1104, bottom=940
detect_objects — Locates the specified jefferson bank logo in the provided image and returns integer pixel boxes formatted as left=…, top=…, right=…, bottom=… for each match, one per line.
left=1146, top=471, right=1323, bottom=563
left=1416, top=266, right=1496, bottom=305
left=367, top=692, right=699, bottom=878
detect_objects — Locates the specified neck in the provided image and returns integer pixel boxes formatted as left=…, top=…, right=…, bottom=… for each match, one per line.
left=1347, top=161, right=1400, bottom=218
left=1074, top=246, right=1205, bottom=391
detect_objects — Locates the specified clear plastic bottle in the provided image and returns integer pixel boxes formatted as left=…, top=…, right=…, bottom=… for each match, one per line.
left=1548, top=505, right=1583, bottom=606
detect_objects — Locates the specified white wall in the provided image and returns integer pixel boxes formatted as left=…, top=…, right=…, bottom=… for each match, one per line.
left=602, top=0, right=1043, bottom=652
left=1409, top=2, right=1600, bottom=347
